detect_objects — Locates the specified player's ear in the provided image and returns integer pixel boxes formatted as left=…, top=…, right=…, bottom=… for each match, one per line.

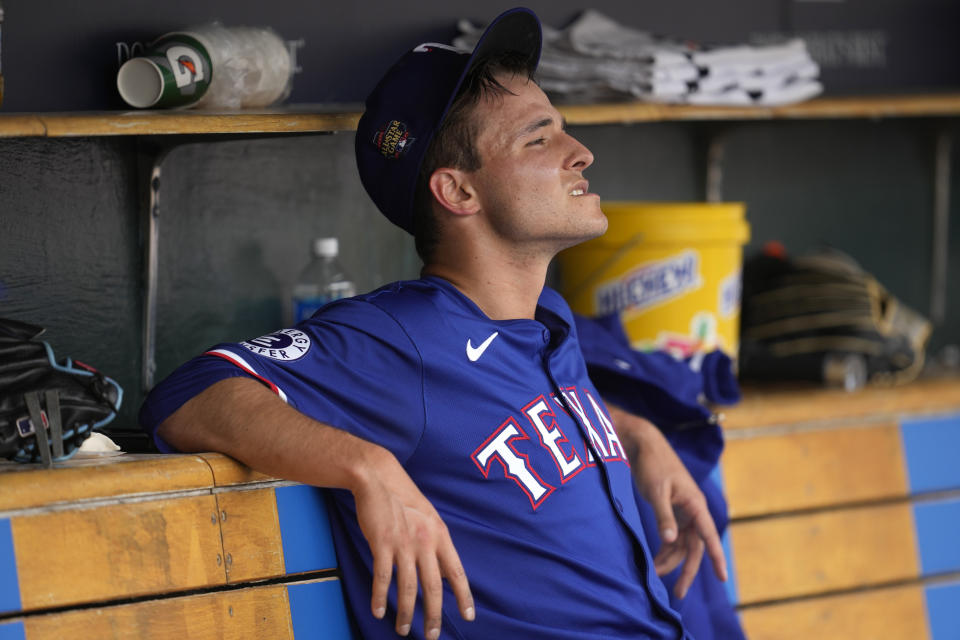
left=429, top=168, right=479, bottom=217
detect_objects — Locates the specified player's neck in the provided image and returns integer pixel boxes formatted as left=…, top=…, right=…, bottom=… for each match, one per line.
left=422, top=251, right=549, bottom=321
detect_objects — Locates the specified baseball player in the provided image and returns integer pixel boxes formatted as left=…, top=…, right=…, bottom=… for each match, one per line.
left=140, top=8, right=726, bottom=639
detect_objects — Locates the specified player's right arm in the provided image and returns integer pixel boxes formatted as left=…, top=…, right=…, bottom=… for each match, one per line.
left=157, top=375, right=474, bottom=639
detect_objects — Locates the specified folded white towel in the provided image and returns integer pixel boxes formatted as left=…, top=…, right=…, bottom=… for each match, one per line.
left=453, top=10, right=823, bottom=107
left=751, top=80, right=824, bottom=106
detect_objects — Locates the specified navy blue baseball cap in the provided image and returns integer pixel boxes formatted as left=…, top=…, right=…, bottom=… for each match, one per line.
left=355, top=7, right=542, bottom=234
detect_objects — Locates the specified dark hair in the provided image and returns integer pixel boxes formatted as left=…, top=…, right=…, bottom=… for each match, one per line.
left=412, top=50, right=536, bottom=262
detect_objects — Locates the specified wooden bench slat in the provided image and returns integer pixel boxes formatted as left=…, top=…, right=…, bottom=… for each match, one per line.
left=0, top=456, right=215, bottom=512
left=729, top=503, right=919, bottom=604
left=197, top=453, right=274, bottom=488
left=3, top=483, right=343, bottom=615
left=10, top=578, right=355, bottom=640
left=11, top=495, right=225, bottom=611
left=739, top=584, right=931, bottom=640
left=722, top=423, right=909, bottom=518
left=217, top=489, right=286, bottom=583
left=21, top=582, right=297, bottom=639
left=723, top=377, right=960, bottom=430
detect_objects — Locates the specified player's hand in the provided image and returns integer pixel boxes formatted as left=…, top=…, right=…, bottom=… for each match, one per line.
left=350, top=445, right=475, bottom=638
left=608, top=406, right=727, bottom=599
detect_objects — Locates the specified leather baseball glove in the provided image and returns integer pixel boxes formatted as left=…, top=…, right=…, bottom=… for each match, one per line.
left=0, top=317, right=123, bottom=465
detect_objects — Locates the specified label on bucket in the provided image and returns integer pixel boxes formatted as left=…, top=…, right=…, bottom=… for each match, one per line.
left=594, top=250, right=702, bottom=315
left=719, top=270, right=742, bottom=318
left=653, top=312, right=720, bottom=358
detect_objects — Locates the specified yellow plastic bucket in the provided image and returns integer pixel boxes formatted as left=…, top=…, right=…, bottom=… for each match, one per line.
left=558, top=202, right=750, bottom=358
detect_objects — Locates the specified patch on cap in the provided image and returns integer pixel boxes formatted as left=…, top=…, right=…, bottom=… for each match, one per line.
left=373, top=120, right=416, bottom=159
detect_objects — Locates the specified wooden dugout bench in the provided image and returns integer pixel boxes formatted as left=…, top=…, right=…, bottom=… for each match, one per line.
left=1, top=377, right=959, bottom=639
left=720, top=376, right=960, bottom=639
left=0, top=453, right=357, bottom=639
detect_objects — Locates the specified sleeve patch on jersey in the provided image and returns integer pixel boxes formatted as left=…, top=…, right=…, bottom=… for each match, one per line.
left=239, top=328, right=312, bottom=362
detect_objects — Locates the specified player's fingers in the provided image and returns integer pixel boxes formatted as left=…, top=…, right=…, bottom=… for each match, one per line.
left=650, top=483, right=679, bottom=543
left=370, top=549, right=393, bottom=621
left=691, top=505, right=728, bottom=582
left=438, top=538, right=474, bottom=621
left=394, top=551, right=418, bottom=636
left=417, top=552, right=444, bottom=640
left=674, top=534, right=704, bottom=599
left=653, top=541, right=686, bottom=576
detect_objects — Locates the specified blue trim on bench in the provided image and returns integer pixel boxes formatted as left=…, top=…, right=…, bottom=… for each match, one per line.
left=902, top=414, right=960, bottom=494
left=288, top=580, right=354, bottom=639
left=0, top=620, right=25, bottom=640
left=925, top=580, right=960, bottom=640
left=914, top=498, right=960, bottom=576
left=275, top=485, right=338, bottom=574
left=0, top=519, right=21, bottom=615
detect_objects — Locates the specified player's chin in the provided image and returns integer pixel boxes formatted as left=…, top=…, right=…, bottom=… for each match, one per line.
left=594, top=206, right=609, bottom=232
left=581, top=202, right=608, bottom=235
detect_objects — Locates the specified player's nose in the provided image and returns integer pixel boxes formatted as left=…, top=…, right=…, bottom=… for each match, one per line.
left=564, top=133, right=594, bottom=171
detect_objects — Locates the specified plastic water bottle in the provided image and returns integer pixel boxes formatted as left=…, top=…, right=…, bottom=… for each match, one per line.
left=289, top=238, right=355, bottom=323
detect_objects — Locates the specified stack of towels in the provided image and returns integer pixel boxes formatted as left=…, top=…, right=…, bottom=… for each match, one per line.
left=454, top=10, right=822, bottom=106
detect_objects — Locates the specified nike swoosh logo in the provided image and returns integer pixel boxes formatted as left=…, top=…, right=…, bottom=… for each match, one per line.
left=466, top=331, right=499, bottom=362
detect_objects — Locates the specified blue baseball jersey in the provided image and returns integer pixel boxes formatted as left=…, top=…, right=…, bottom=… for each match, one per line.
left=140, top=276, right=689, bottom=639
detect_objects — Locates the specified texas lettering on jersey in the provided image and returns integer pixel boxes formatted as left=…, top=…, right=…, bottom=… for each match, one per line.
left=472, top=386, right=628, bottom=509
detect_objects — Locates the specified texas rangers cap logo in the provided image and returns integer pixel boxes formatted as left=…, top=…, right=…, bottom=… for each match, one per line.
left=373, top=120, right=416, bottom=159
left=240, top=328, right=311, bottom=361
